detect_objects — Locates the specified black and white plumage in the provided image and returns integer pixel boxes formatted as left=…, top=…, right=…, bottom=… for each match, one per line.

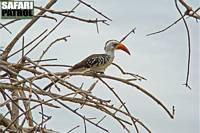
left=43, top=40, right=130, bottom=90
left=69, top=40, right=130, bottom=73
left=69, top=54, right=113, bottom=73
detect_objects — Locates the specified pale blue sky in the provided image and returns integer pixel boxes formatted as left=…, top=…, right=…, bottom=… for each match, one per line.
left=0, top=0, right=199, bottom=133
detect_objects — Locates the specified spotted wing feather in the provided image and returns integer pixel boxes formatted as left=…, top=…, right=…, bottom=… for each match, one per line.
left=69, top=54, right=111, bottom=72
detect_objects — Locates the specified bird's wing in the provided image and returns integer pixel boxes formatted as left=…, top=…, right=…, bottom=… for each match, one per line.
left=69, top=54, right=110, bottom=72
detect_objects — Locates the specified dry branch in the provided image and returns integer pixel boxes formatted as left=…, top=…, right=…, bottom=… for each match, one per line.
left=78, top=0, right=112, bottom=21
left=0, top=22, right=12, bottom=34
left=146, top=0, right=199, bottom=89
left=174, top=0, right=192, bottom=89
left=1, top=0, right=58, bottom=61
left=0, top=1, right=177, bottom=133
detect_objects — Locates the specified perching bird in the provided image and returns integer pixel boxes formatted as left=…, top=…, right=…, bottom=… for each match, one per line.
left=69, top=39, right=130, bottom=74
left=43, top=40, right=130, bottom=91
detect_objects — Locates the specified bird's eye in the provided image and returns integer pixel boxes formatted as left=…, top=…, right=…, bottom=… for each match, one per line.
left=113, top=43, right=118, bottom=47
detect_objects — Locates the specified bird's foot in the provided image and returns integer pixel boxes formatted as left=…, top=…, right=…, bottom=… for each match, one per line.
left=87, top=71, right=104, bottom=77
left=98, top=72, right=104, bottom=75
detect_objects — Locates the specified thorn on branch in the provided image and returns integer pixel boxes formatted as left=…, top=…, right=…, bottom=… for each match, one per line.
left=182, top=83, right=192, bottom=90
left=172, top=106, right=175, bottom=117
left=96, top=18, right=100, bottom=33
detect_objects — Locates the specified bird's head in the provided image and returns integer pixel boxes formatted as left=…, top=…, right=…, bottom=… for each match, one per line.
left=104, top=40, right=130, bottom=55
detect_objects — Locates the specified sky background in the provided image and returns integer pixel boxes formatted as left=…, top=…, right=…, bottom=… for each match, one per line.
left=0, top=0, right=199, bottom=133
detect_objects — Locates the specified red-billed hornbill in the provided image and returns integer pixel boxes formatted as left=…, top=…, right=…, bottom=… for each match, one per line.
left=43, top=40, right=130, bottom=90
left=69, top=40, right=130, bottom=73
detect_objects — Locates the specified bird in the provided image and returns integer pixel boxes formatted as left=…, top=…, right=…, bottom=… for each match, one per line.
left=69, top=39, right=130, bottom=74
left=43, top=39, right=130, bottom=91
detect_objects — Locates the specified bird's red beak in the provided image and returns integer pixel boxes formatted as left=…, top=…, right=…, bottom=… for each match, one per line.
left=116, top=43, right=131, bottom=55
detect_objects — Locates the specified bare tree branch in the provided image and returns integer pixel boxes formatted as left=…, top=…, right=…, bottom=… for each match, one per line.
left=0, top=0, right=58, bottom=61
left=146, top=0, right=198, bottom=89
left=174, top=0, right=192, bottom=89
left=0, top=1, right=180, bottom=133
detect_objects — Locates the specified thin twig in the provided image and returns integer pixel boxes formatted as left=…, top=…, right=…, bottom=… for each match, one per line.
left=34, top=14, right=57, bottom=22
left=120, top=28, right=136, bottom=43
left=97, top=115, right=107, bottom=125
left=1, top=0, right=58, bottom=61
left=67, top=125, right=80, bottom=133
left=38, top=35, right=70, bottom=61
left=8, top=29, right=48, bottom=59
left=0, top=19, right=21, bottom=29
left=83, top=116, right=87, bottom=133
left=146, top=16, right=185, bottom=36
left=175, top=0, right=192, bottom=89
left=78, top=0, right=112, bottom=21
left=96, top=18, right=100, bottom=33
left=0, top=22, right=12, bottom=34
left=34, top=6, right=74, bottom=14
left=112, top=63, right=147, bottom=80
